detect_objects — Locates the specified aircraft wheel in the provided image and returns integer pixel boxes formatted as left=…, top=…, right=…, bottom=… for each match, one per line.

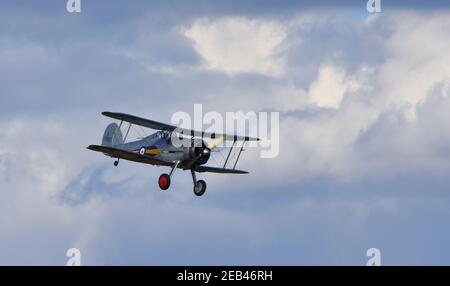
left=158, top=173, right=171, bottom=190
left=193, top=180, right=206, bottom=196
left=114, top=160, right=119, bottom=166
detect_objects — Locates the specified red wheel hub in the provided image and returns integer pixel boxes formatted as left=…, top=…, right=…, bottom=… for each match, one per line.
left=159, top=174, right=170, bottom=190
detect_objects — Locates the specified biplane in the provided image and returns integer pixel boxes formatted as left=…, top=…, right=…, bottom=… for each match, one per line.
left=87, top=112, right=259, bottom=196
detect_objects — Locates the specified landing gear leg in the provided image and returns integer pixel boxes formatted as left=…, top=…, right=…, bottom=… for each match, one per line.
left=169, top=161, right=180, bottom=178
left=191, top=169, right=206, bottom=196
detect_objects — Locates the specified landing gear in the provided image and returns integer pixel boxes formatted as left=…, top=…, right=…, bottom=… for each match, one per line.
left=114, top=160, right=119, bottom=166
left=191, top=169, right=206, bottom=196
left=158, top=173, right=171, bottom=190
left=194, top=180, right=207, bottom=196
left=157, top=164, right=207, bottom=196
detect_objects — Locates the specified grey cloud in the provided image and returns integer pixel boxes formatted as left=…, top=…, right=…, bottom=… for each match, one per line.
left=59, top=165, right=133, bottom=205
left=355, top=82, right=450, bottom=178
left=1, top=2, right=450, bottom=266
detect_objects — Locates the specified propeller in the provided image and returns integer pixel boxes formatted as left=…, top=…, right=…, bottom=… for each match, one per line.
left=207, top=135, right=225, bottom=150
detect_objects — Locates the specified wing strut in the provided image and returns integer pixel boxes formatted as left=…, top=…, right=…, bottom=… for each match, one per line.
left=123, top=122, right=132, bottom=143
left=233, top=141, right=245, bottom=169
left=115, top=122, right=132, bottom=166
left=223, top=140, right=236, bottom=168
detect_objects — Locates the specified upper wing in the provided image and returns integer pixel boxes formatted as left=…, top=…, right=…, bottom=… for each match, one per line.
left=102, top=112, right=177, bottom=133
left=87, top=145, right=173, bottom=167
left=194, top=166, right=248, bottom=174
left=102, top=111, right=260, bottom=142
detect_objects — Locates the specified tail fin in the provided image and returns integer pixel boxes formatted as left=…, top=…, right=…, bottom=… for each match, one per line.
left=102, top=123, right=124, bottom=147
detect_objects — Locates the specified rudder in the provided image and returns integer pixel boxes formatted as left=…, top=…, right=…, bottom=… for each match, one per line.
left=102, top=123, right=124, bottom=147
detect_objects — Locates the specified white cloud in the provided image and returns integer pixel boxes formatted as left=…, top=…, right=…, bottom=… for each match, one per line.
left=183, top=17, right=287, bottom=77
left=375, top=12, right=450, bottom=119
left=308, top=64, right=362, bottom=109
left=202, top=12, right=450, bottom=184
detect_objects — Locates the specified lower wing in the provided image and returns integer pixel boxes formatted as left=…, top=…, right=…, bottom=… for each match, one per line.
left=194, top=166, right=248, bottom=174
left=87, top=145, right=173, bottom=167
left=88, top=145, right=249, bottom=173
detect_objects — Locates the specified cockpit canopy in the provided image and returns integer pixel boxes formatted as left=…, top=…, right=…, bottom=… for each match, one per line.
left=156, top=130, right=171, bottom=139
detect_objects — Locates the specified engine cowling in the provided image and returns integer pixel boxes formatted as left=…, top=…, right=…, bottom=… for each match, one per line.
left=189, top=143, right=211, bottom=166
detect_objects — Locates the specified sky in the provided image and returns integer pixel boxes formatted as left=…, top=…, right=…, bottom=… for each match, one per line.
left=1, top=0, right=450, bottom=265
